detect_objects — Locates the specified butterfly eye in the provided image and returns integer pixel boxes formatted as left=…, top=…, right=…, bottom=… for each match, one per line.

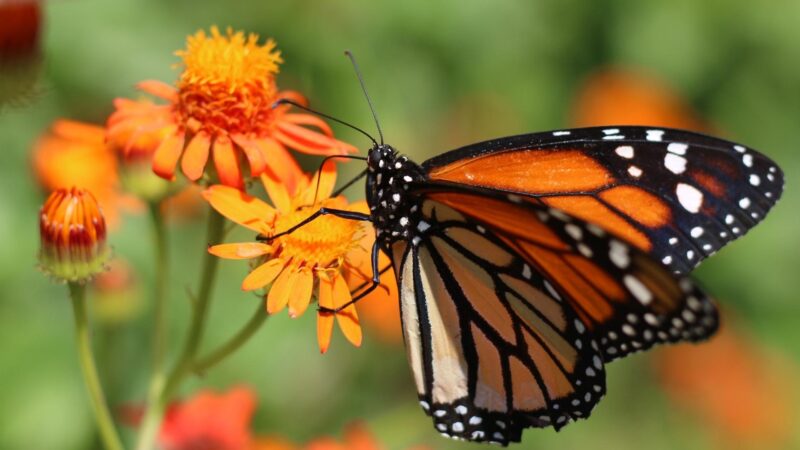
left=367, top=147, right=383, bottom=170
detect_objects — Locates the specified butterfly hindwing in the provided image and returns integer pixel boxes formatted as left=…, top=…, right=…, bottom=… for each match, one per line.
left=393, top=203, right=606, bottom=445
left=424, top=126, right=784, bottom=275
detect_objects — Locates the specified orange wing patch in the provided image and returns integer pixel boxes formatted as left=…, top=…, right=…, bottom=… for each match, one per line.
left=427, top=193, right=568, bottom=251
left=541, top=196, right=651, bottom=250
left=429, top=149, right=615, bottom=194
left=598, top=186, right=672, bottom=228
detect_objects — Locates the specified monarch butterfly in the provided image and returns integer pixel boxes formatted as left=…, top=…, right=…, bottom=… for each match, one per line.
left=273, top=55, right=784, bottom=445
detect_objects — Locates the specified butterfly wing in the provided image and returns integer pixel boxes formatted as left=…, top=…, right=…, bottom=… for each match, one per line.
left=391, top=185, right=717, bottom=444
left=423, top=126, right=784, bottom=275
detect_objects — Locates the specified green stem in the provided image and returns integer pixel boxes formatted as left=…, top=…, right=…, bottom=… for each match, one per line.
left=148, top=202, right=169, bottom=384
left=135, top=208, right=225, bottom=450
left=135, top=203, right=169, bottom=450
left=69, top=282, right=125, bottom=450
left=193, top=300, right=267, bottom=374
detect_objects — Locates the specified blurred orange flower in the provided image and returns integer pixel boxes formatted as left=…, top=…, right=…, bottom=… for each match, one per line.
left=252, top=423, right=430, bottom=450
left=204, top=163, right=369, bottom=353
left=158, top=386, right=257, bottom=450
left=346, top=232, right=401, bottom=345
left=655, top=319, right=797, bottom=448
left=570, top=67, right=706, bottom=131
left=32, top=120, right=141, bottom=227
left=106, top=26, right=356, bottom=189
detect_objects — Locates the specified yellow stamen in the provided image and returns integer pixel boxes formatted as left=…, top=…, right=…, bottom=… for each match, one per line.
left=273, top=199, right=362, bottom=269
left=174, top=26, right=283, bottom=136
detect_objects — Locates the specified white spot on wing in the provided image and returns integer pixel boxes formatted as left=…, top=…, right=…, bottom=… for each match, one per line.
left=624, top=275, right=653, bottom=305
left=615, top=145, right=634, bottom=159
left=742, top=153, right=753, bottom=167
left=603, top=128, right=620, bottom=135
left=609, top=239, right=630, bottom=269
left=646, top=129, right=665, bottom=141
left=664, top=153, right=687, bottom=174
left=667, top=143, right=688, bottom=155
left=676, top=183, right=703, bottom=213
left=628, top=165, right=643, bottom=177
left=553, top=130, right=571, bottom=136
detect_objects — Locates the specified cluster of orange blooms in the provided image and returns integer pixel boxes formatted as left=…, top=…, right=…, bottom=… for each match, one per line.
left=32, top=26, right=404, bottom=448
left=34, top=26, right=399, bottom=352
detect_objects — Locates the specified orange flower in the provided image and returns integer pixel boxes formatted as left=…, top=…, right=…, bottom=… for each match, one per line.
left=38, top=188, right=110, bottom=282
left=570, top=67, right=706, bottom=130
left=654, top=319, right=796, bottom=448
left=107, top=26, right=356, bottom=189
left=251, top=423, right=430, bottom=450
left=32, top=120, right=141, bottom=227
left=204, top=163, right=369, bottom=353
left=158, top=386, right=257, bottom=450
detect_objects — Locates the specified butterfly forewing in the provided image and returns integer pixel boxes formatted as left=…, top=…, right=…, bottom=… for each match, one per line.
left=423, top=126, right=784, bottom=275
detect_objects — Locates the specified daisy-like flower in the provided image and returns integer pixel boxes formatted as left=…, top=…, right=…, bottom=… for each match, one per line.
left=32, top=120, right=141, bottom=227
left=38, top=188, right=110, bottom=282
left=107, top=26, right=356, bottom=190
left=204, top=163, right=373, bottom=353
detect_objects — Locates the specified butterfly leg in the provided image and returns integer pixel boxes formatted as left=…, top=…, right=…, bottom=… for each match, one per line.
left=319, top=241, right=391, bottom=313
left=261, top=207, right=371, bottom=241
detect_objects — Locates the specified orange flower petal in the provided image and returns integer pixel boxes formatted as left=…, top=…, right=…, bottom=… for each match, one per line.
left=255, top=137, right=303, bottom=195
left=267, top=268, right=296, bottom=314
left=136, top=80, right=178, bottom=102
left=301, top=160, right=337, bottom=205
left=241, top=258, right=284, bottom=291
left=276, top=90, right=308, bottom=107
left=275, top=122, right=353, bottom=156
left=208, top=242, right=271, bottom=260
left=260, top=171, right=292, bottom=214
left=231, top=135, right=267, bottom=177
left=212, top=136, right=244, bottom=189
left=288, top=268, right=313, bottom=318
left=202, top=185, right=275, bottom=233
left=152, top=129, right=185, bottom=180
left=181, top=131, right=211, bottom=181
left=283, top=113, right=334, bottom=137
left=332, top=274, right=362, bottom=347
left=317, top=275, right=335, bottom=354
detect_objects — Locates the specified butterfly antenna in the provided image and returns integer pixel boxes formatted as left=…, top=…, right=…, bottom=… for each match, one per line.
left=272, top=99, right=378, bottom=146
left=345, top=50, right=384, bottom=145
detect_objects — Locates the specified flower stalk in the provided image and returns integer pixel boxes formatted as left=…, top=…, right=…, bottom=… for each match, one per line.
left=193, top=300, right=268, bottom=374
left=135, top=206, right=225, bottom=450
left=70, top=282, right=125, bottom=450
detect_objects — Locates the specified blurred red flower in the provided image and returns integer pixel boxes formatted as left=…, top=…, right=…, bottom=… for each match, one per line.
left=251, top=423, right=430, bottom=450
left=158, top=386, right=257, bottom=450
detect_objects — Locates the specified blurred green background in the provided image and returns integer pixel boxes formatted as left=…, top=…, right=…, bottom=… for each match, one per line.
left=1, top=0, right=799, bottom=449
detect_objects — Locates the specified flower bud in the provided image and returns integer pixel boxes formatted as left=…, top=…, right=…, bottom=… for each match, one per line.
left=38, top=188, right=110, bottom=282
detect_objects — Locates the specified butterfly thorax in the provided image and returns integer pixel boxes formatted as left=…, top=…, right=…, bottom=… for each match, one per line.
left=366, top=144, right=426, bottom=250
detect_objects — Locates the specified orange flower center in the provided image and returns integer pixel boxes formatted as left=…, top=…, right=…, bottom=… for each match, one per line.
left=174, top=26, right=283, bottom=137
left=273, top=199, right=362, bottom=269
